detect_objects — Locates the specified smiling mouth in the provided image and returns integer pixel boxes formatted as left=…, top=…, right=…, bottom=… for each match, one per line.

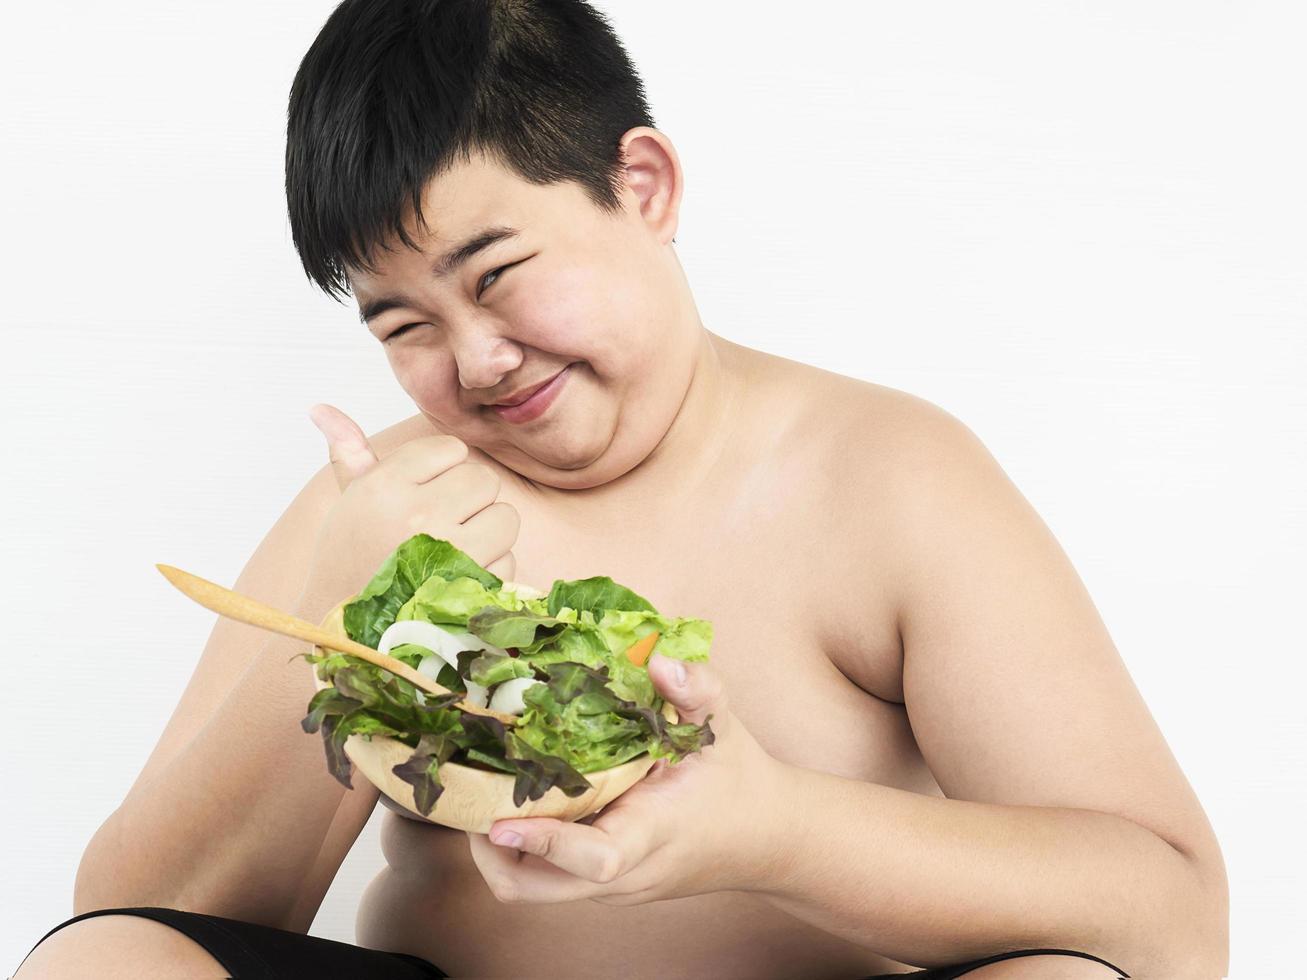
left=492, top=372, right=561, bottom=407
left=488, top=365, right=572, bottom=424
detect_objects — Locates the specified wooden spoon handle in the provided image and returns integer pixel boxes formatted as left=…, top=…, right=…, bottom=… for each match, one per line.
left=155, top=563, right=518, bottom=725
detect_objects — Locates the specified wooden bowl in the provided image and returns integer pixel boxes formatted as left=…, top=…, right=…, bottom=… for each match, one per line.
left=310, top=583, right=674, bottom=833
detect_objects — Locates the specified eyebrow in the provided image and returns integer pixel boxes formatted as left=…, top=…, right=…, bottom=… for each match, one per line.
left=357, top=225, right=521, bottom=324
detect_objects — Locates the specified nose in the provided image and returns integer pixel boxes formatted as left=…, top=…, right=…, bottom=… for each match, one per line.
left=452, top=323, right=524, bottom=392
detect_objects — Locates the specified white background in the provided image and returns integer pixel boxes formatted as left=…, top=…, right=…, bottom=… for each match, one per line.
left=1, top=1, right=1302, bottom=976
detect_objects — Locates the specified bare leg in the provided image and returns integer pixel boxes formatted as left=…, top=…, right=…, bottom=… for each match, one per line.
left=13, top=914, right=230, bottom=979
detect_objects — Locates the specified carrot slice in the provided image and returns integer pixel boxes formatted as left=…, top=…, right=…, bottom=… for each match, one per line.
left=625, top=630, right=660, bottom=667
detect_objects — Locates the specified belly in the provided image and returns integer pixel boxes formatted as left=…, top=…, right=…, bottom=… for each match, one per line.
left=357, top=810, right=910, bottom=979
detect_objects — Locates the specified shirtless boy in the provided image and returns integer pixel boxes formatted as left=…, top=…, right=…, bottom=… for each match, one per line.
left=18, top=2, right=1228, bottom=978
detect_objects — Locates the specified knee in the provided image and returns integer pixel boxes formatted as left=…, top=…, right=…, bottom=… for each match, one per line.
left=14, top=912, right=228, bottom=979
left=961, top=953, right=1124, bottom=979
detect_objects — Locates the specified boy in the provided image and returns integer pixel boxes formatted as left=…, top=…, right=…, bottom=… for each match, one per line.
left=19, top=1, right=1227, bottom=977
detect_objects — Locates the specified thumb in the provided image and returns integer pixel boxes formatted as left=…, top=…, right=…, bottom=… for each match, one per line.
left=647, top=652, right=725, bottom=726
left=309, top=403, right=380, bottom=491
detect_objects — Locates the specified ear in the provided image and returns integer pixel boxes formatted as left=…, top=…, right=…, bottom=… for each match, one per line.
left=617, top=127, right=684, bottom=245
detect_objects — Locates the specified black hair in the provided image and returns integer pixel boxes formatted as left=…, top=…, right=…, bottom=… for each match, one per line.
left=285, top=0, right=655, bottom=301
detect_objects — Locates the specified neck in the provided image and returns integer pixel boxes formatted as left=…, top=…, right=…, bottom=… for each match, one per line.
left=522, top=329, right=748, bottom=525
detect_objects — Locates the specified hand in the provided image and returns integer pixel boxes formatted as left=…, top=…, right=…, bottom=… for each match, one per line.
left=302, top=404, right=520, bottom=601
left=467, top=653, right=789, bottom=905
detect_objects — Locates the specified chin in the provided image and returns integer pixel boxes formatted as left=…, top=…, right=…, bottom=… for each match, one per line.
left=520, top=425, right=610, bottom=471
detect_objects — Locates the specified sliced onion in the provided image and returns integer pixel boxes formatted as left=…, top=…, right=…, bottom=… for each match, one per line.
left=412, top=655, right=450, bottom=706
left=416, top=653, right=446, bottom=679
left=488, top=676, right=542, bottom=716
left=377, top=619, right=495, bottom=707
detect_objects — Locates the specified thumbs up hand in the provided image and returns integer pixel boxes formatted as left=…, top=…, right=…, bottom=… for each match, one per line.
left=301, top=404, right=521, bottom=604
left=309, top=403, right=381, bottom=491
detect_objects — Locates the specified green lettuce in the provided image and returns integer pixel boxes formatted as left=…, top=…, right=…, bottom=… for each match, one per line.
left=514, top=662, right=715, bottom=773
left=467, top=651, right=534, bottom=687
left=546, top=576, right=656, bottom=617
left=385, top=643, right=430, bottom=670
left=397, top=574, right=519, bottom=626
left=343, top=535, right=502, bottom=647
left=465, top=605, right=567, bottom=649
left=301, top=534, right=716, bottom=816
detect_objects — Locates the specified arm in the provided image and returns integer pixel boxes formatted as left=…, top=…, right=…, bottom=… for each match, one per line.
left=77, top=412, right=517, bottom=931
left=472, top=398, right=1228, bottom=979
left=758, top=400, right=1227, bottom=977
left=760, top=760, right=1219, bottom=977
left=74, top=464, right=375, bottom=931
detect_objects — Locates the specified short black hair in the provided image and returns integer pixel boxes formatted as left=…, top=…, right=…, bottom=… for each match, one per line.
left=285, top=0, right=655, bottom=301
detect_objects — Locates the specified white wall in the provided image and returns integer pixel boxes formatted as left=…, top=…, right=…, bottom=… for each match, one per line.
left=2, top=2, right=1301, bottom=975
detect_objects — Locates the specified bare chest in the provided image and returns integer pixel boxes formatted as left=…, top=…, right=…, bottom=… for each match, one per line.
left=502, top=479, right=921, bottom=783
left=359, top=415, right=941, bottom=976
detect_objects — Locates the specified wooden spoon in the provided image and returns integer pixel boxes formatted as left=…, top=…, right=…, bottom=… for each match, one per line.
left=155, top=563, right=519, bottom=725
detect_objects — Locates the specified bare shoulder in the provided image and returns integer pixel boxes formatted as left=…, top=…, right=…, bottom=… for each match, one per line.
left=747, top=348, right=977, bottom=454
left=760, top=353, right=1008, bottom=700
left=758, top=352, right=997, bottom=527
left=809, top=362, right=1025, bottom=597
left=792, top=361, right=986, bottom=475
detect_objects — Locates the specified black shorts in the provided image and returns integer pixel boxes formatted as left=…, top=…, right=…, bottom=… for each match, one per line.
left=23, top=907, right=1128, bottom=979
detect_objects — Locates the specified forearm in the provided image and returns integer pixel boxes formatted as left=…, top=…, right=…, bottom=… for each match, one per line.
left=74, top=587, right=372, bottom=928
left=754, top=763, right=1221, bottom=978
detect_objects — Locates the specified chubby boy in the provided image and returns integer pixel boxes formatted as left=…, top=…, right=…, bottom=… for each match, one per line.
left=20, top=1, right=1227, bottom=978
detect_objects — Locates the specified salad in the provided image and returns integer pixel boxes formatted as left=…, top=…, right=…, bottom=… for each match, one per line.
left=300, top=533, right=716, bottom=815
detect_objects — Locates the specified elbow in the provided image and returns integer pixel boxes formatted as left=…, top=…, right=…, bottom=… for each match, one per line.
left=1176, top=837, right=1229, bottom=979
left=1138, top=843, right=1229, bottom=979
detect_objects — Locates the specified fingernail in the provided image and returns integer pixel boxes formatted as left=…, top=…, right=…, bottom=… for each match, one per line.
left=673, top=660, right=687, bottom=685
left=492, top=830, right=523, bottom=849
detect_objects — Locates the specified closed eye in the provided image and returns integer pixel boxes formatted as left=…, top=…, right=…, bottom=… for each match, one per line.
left=383, top=322, right=423, bottom=343
left=383, top=257, right=531, bottom=342
left=477, top=265, right=507, bottom=298
left=478, top=258, right=527, bottom=299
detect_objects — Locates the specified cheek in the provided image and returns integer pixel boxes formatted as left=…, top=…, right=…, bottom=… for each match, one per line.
left=511, top=266, right=599, bottom=355
left=511, top=263, right=650, bottom=378
left=387, top=346, right=457, bottom=411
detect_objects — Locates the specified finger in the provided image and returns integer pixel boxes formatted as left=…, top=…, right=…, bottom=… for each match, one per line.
left=647, top=653, right=726, bottom=726
left=460, top=500, right=521, bottom=563
left=309, top=404, right=380, bottom=491
left=484, top=551, right=516, bottom=581
left=467, top=832, right=607, bottom=904
left=488, top=812, right=656, bottom=885
left=424, top=463, right=502, bottom=523
left=383, top=435, right=471, bottom=486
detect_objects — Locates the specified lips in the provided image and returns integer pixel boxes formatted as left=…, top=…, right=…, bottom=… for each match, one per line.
left=490, top=365, right=571, bottom=424
left=491, top=370, right=564, bottom=407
